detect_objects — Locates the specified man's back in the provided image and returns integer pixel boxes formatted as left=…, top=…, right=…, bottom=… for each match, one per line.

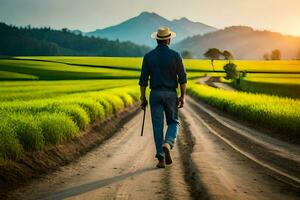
left=139, top=43, right=187, bottom=91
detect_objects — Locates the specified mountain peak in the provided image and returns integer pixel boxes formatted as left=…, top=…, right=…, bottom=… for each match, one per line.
left=175, top=17, right=190, bottom=22
left=138, top=11, right=160, bottom=18
left=86, top=12, right=218, bottom=46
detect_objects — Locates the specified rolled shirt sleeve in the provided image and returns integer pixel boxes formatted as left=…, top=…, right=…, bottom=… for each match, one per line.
left=176, top=53, right=187, bottom=84
left=139, top=56, right=150, bottom=87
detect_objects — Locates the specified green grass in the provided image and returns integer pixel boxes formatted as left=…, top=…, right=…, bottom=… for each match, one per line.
left=184, top=60, right=300, bottom=72
left=220, top=74, right=300, bottom=99
left=17, top=56, right=143, bottom=69
left=242, top=76, right=300, bottom=85
left=0, top=79, right=136, bottom=101
left=188, top=83, right=300, bottom=136
left=1, top=57, right=203, bottom=80
left=50, top=104, right=90, bottom=130
left=38, top=112, right=79, bottom=145
left=2, top=57, right=300, bottom=83
left=0, top=119, right=24, bottom=160
left=0, top=85, right=140, bottom=161
left=235, top=77, right=300, bottom=99
left=0, top=59, right=139, bottom=80
left=16, top=57, right=300, bottom=73
left=8, top=113, right=45, bottom=151
left=0, top=70, right=38, bottom=80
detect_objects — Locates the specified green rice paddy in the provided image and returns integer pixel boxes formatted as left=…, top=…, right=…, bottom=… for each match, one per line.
left=1, top=56, right=299, bottom=161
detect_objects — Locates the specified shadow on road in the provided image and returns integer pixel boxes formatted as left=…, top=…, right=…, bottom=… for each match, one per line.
left=39, top=167, right=158, bottom=200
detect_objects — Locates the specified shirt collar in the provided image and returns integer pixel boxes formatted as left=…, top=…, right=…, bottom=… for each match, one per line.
left=156, top=43, right=169, bottom=49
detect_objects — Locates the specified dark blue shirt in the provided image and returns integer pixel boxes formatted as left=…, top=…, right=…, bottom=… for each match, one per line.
left=139, top=44, right=187, bottom=90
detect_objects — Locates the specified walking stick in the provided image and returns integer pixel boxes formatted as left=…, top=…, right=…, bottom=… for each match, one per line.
left=141, top=102, right=147, bottom=136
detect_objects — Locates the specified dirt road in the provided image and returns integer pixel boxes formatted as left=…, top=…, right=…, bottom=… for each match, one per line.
left=181, top=96, right=300, bottom=200
left=6, top=92, right=300, bottom=199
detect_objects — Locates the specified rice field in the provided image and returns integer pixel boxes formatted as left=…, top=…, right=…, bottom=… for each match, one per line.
left=2, top=57, right=300, bottom=82
left=242, top=76, right=300, bottom=85
left=0, top=59, right=139, bottom=80
left=0, top=84, right=139, bottom=160
left=1, top=56, right=300, bottom=161
left=0, top=79, right=136, bottom=101
left=0, top=70, right=38, bottom=80
left=17, top=56, right=143, bottom=70
left=184, top=60, right=300, bottom=73
left=0, top=57, right=207, bottom=80
left=14, top=57, right=300, bottom=73
left=228, top=74, right=300, bottom=99
left=0, top=57, right=146, bottom=161
left=187, top=83, right=300, bottom=136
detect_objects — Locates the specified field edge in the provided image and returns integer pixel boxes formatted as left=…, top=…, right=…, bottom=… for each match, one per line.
left=0, top=104, right=140, bottom=198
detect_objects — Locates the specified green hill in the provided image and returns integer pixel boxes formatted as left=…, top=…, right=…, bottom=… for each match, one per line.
left=0, top=23, right=150, bottom=57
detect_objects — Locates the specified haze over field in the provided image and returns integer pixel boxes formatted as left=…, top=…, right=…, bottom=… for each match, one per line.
left=174, top=26, right=300, bottom=59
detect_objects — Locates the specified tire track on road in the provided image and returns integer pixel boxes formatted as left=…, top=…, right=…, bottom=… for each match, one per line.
left=179, top=97, right=300, bottom=199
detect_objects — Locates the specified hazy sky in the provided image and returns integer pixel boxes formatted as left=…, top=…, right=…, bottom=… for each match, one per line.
left=1, top=0, right=300, bottom=35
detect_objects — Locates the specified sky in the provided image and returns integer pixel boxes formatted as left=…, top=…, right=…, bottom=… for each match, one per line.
left=1, top=0, right=300, bottom=36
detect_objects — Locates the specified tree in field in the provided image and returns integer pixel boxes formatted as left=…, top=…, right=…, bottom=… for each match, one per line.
left=222, top=50, right=234, bottom=63
left=181, top=50, right=192, bottom=59
left=224, top=63, right=239, bottom=80
left=204, top=48, right=222, bottom=72
left=270, top=49, right=281, bottom=60
left=263, top=53, right=270, bottom=60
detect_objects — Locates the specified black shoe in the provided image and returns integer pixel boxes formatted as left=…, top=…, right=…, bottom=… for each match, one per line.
left=156, top=159, right=165, bottom=168
left=163, top=143, right=173, bottom=165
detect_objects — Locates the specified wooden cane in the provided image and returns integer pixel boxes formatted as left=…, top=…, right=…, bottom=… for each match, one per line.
left=141, top=106, right=146, bottom=136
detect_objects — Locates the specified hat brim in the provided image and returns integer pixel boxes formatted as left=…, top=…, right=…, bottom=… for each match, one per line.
left=151, top=31, right=176, bottom=40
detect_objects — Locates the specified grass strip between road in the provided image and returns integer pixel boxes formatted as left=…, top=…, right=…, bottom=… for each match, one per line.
left=187, top=83, right=300, bottom=138
left=233, top=78, right=300, bottom=99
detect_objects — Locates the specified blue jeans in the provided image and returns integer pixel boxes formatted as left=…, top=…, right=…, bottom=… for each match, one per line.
left=150, top=89, right=179, bottom=160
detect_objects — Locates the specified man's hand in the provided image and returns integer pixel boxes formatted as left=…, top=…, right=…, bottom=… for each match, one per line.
left=178, top=96, right=185, bottom=108
left=140, top=96, right=148, bottom=110
left=178, top=83, right=186, bottom=109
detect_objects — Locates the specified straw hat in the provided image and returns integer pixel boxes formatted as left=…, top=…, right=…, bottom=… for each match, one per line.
left=151, top=26, right=176, bottom=40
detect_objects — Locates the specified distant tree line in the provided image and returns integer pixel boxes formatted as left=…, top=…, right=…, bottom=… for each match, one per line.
left=181, top=50, right=193, bottom=59
left=263, top=49, right=281, bottom=60
left=0, top=23, right=150, bottom=56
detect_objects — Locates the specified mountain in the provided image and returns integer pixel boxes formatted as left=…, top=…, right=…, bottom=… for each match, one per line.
left=173, top=26, right=300, bottom=60
left=173, top=17, right=217, bottom=36
left=0, top=22, right=150, bottom=57
left=86, top=12, right=217, bottom=46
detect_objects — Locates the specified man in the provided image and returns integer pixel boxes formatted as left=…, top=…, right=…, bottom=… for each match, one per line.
left=139, top=27, right=187, bottom=168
